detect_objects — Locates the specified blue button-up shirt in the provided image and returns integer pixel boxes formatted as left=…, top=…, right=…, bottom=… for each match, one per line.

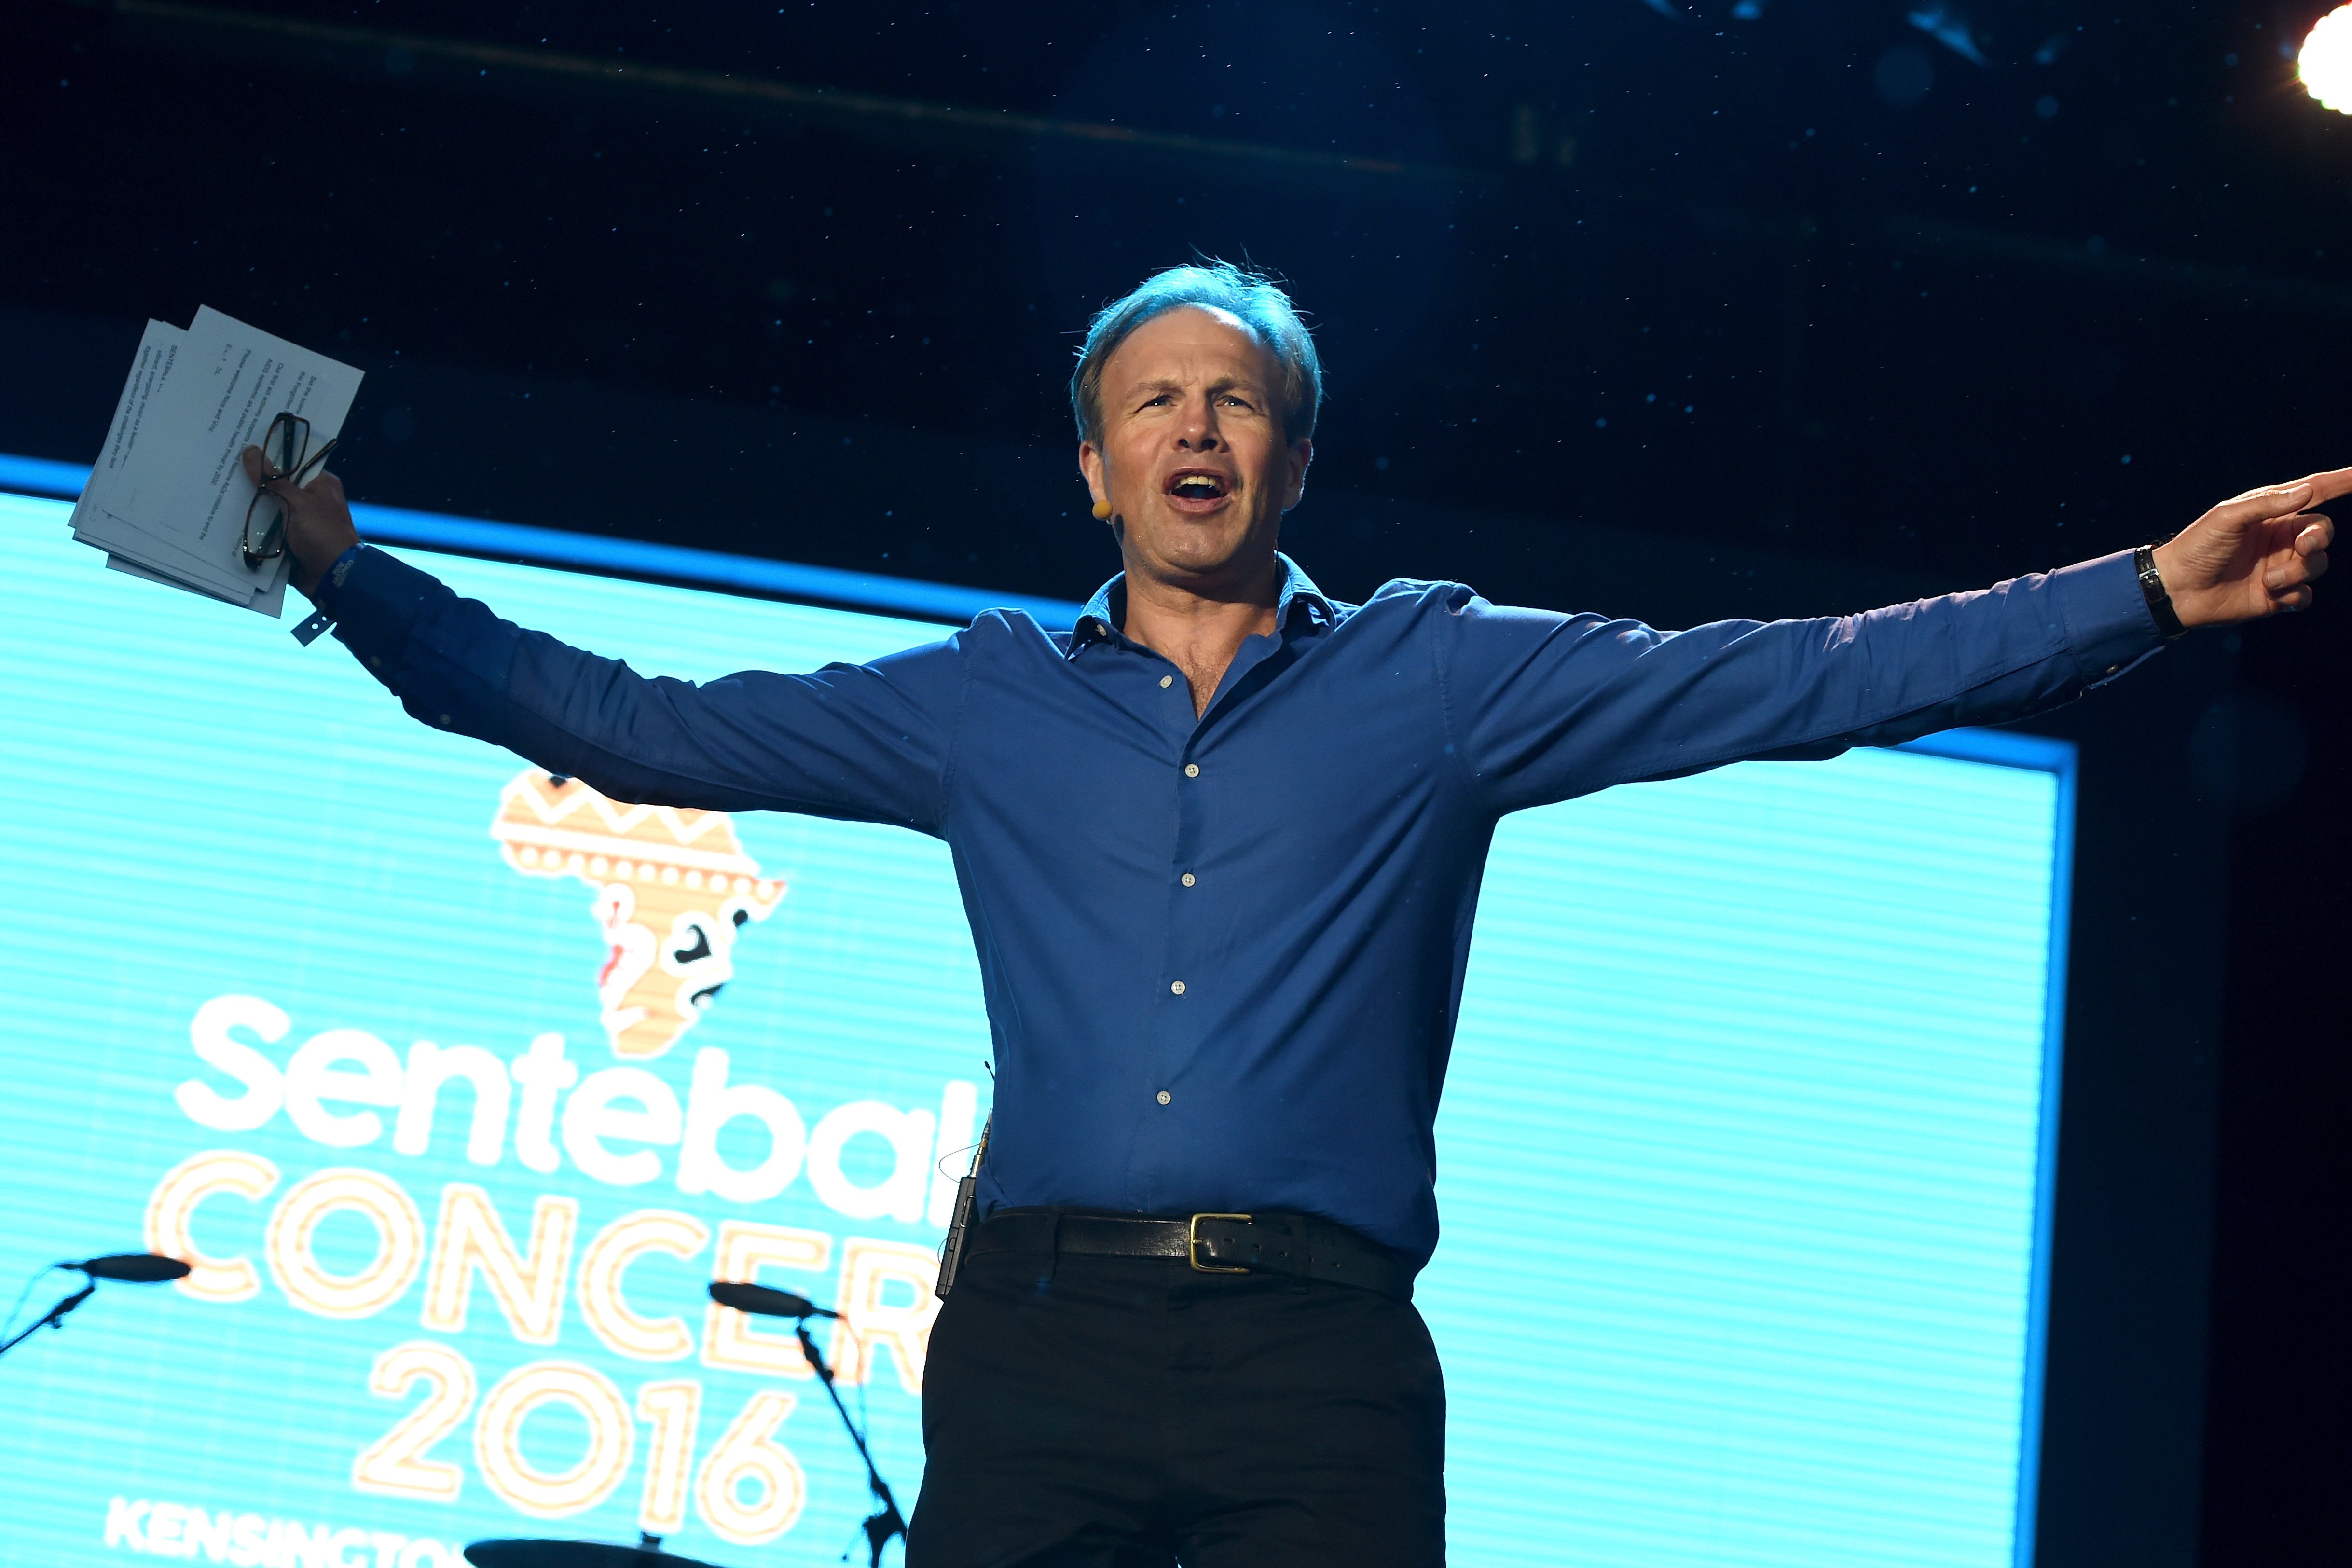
left=323, top=544, right=2160, bottom=1268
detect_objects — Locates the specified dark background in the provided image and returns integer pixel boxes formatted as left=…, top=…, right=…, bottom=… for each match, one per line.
left=2, top=0, right=2343, bottom=1561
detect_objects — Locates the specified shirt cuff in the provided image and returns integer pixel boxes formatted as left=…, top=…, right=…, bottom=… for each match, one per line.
left=304, top=543, right=368, bottom=613
left=2049, top=548, right=2166, bottom=688
left=326, top=546, right=445, bottom=682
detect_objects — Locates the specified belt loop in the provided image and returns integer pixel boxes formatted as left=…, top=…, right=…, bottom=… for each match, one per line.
left=1290, top=1215, right=1310, bottom=1293
left=1045, top=1210, right=1061, bottom=1288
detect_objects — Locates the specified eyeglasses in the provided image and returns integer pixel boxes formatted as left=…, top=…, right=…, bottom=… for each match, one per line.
left=241, top=412, right=338, bottom=568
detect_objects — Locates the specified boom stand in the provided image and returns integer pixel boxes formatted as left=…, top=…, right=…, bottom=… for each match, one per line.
left=0, top=1281, right=96, bottom=1363
left=796, top=1323, right=908, bottom=1568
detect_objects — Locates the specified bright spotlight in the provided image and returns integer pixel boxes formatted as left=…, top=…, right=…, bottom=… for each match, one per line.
left=2301, top=5, right=2352, bottom=113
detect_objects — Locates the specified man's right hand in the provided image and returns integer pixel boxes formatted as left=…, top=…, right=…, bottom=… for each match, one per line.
left=240, top=444, right=359, bottom=596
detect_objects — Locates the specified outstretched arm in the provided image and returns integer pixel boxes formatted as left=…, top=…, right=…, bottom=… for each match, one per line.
left=1438, top=469, right=2339, bottom=815
left=248, top=448, right=963, bottom=830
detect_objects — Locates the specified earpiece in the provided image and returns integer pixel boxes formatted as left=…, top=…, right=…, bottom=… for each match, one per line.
left=1091, top=498, right=1114, bottom=521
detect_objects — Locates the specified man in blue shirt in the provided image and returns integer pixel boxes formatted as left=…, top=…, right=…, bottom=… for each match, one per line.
left=255, top=263, right=2333, bottom=1567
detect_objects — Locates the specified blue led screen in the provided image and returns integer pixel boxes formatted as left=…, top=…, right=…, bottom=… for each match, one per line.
left=0, top=491, right=2070, bottom=1568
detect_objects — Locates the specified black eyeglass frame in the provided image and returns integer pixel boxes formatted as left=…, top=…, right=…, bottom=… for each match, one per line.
left=241, top=412, right=338, bottom=568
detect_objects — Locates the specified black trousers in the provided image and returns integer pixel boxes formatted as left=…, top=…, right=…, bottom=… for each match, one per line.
left=908, top=1237, right=1447, bottom=1568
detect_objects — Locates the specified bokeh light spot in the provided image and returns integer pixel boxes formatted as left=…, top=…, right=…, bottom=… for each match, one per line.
left=2299, top=6, right=2352, bottom=114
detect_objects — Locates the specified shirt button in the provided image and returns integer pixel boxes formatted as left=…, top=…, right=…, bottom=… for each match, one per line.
left=1170, top=980, right=1186, bottom=995
left=1184, top=763, right=1200, bottom=778
left=1181, top=872, right=1196, bottom=887
left=1157, top=1090, right=1172, bottom=1105
left=1160, top=674, right=1173, bottom=688
left=438, top=714, right=452, bottom=726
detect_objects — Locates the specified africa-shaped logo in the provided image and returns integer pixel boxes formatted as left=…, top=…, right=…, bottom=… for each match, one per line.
left=489, top=770, right=784, bottom=1059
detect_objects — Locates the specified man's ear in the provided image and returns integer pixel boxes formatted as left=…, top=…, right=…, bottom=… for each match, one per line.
left=1282, top=439, right=1314, bottom=512
left=1078, top=442, right=1109, bottom=515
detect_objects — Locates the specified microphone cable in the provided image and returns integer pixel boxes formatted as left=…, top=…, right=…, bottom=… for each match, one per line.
left=0, top=1262, right=65, bottom=1341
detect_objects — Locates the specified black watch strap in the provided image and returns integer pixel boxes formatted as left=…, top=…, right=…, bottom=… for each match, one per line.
left=2134, top=543, right=2187, bottom=640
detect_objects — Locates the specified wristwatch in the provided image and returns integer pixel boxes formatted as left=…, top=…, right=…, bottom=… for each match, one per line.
left=2133, top=543, right=2187, bottom=641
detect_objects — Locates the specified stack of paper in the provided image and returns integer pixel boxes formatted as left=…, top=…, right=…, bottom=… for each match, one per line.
left=71, top=307, right=363, bottom=617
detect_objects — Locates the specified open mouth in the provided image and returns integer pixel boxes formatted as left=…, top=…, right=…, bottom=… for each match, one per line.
left=1166, top=470, right=1231, bottom=502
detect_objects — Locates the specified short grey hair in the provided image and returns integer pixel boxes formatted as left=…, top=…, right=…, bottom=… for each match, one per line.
left=1070, top=261, right=1323, bottom=447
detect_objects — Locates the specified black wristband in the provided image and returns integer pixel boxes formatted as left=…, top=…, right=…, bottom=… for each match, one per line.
left=2134, top=543, right=2187, bottom=641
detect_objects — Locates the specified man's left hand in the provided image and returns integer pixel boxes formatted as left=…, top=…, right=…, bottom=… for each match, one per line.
left=2153, top=468, right=2346, bottom=629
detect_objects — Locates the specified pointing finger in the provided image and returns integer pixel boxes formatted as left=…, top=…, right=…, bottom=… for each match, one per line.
left=2211, top=481, right=2316, bottom=531
left=2292, top=464, right=2352, bottom=507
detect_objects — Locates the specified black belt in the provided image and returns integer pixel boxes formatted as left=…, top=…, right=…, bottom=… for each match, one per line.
left=967, top=1208, right=1417, bottom=1302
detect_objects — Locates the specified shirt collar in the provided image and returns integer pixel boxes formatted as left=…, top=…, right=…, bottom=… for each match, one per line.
left=1067, top=553, right=1337, bottom=659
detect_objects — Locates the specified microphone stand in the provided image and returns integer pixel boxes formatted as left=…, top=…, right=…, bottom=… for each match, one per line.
left=793, top=1322, right=908, bottom=1568
left=0, top=1280, right=96, bottom=1363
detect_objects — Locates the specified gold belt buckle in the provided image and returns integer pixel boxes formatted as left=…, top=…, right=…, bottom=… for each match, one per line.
left=1187, top=1212, right=1253, bottom=1273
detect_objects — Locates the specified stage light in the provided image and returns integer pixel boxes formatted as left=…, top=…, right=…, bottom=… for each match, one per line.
left=2300, top=5, right=2352, bottom=114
